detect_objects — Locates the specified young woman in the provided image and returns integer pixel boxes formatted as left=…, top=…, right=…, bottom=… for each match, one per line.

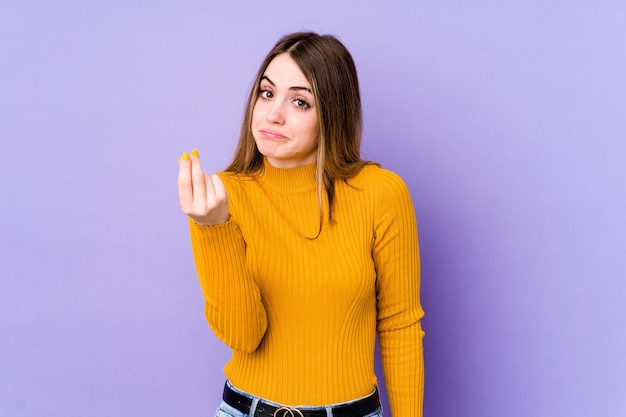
left=178, top=32, right=424, bottom=417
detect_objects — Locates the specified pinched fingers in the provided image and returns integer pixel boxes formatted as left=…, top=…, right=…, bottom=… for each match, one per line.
left=177, top=150, right=229, bottom=225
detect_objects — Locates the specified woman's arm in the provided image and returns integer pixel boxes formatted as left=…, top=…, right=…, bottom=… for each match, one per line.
left=179, top=151, right=267, bottom=352
left=188, top=218, right=267, bottom=353
left=373, top=170, right=425, bottom=416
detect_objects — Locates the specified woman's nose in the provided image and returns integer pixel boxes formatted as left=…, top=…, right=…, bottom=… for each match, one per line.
left=266, top=100, right=285, bottom=125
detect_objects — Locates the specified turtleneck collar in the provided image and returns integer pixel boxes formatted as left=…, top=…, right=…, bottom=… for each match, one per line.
left=259, top=157, right=317, bottom=193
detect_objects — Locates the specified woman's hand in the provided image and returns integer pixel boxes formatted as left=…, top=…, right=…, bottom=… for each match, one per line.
left=178, top=149, right=229, bottom=226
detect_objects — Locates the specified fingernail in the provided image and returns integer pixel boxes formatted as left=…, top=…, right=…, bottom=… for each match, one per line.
left=182, top=152, right=190, bottom=161
left=191, top=149, right=199, bottom=158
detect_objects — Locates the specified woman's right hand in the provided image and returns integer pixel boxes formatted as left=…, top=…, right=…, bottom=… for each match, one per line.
left=178, top=149, right=229, bottom=226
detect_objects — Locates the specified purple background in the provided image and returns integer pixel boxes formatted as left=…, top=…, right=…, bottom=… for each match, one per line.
left=1, top=1, right=625, bottom=416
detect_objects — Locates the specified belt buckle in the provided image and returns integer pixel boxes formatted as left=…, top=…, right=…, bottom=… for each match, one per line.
left=273, top=406, right=305, bottom=417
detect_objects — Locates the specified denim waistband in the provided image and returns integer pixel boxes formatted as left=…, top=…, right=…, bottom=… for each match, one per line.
left=222, top=381, right=381, bottom=417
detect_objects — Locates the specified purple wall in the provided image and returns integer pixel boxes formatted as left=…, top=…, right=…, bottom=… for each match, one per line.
left=1, top=1, right=625, bottom=416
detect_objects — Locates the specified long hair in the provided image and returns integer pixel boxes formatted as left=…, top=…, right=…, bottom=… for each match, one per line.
left=225, top=32, right=373, bottom=234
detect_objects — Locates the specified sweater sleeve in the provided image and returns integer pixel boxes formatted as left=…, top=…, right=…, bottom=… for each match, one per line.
left=189, top=217, right=268, bottom=353
left=372, top=171, right=425, bottom=416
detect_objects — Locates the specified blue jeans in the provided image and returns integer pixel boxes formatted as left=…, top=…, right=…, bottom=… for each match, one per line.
left=214, top=381, right=384, bottom=417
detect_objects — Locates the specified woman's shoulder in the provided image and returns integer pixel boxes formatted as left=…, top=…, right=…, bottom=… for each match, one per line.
left=349, top=164, right=416, bottom=218
left=349, top=163, right=410, bottom=193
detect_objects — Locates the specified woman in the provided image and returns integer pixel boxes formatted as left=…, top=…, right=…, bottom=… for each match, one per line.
left=178, top=32, right=424, bottom=416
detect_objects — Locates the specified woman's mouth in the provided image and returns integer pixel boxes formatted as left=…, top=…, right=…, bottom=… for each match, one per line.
left=259, top=129, right=287, bottom=140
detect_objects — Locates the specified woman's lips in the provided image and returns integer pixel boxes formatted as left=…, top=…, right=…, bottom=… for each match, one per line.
left=259, top=129, right=287, bottom=140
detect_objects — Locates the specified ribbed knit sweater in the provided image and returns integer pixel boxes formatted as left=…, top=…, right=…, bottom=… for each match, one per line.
left=188, top=158, right=424, bottom=416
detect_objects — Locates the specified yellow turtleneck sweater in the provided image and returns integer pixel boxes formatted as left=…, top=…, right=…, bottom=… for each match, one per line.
left=188, top=159, right=424, bottom=416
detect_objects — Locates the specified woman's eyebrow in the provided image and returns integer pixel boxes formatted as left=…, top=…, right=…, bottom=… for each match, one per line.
left=261, top=75, right=312, bottom=93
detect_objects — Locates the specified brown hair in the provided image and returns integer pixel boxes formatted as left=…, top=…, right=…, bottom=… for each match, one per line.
left=225, top=32, right=373, bottom=232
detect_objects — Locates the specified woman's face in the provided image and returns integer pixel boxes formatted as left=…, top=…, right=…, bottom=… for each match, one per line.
left=252, top=53, right=319, bottom=168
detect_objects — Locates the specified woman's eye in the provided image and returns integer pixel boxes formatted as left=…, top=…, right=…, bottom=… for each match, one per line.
left=259, top=89, right=273, bottom=99
left=293, top=98, right=310, bottom=109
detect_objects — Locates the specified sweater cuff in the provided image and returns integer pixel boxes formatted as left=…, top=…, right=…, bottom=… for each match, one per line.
left=188, top=215, right=240, bottom=248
